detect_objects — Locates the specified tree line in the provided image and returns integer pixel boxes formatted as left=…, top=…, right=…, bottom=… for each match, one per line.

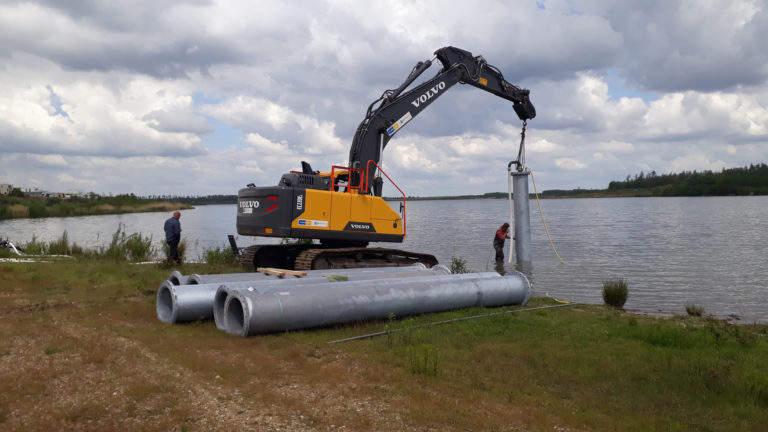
left=607, top=163, right=768, bottom=196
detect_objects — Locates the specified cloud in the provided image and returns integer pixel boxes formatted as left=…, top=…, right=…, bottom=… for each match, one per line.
left=202, top=96, right=346, bottom=155
left=587, top=0, right=768, bottom=92
left=0, top=0, right=766, bottom=197
left=0, top=60, right=209, bottom=157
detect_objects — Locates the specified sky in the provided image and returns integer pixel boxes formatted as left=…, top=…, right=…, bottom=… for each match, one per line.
left=1, top=0, right=767, bottom=197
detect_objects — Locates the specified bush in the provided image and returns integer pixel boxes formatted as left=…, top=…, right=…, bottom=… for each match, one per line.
left=685, top=303, right=705, bottom=317
left=602, top=278, right=628, bottom=309
left=204, top=247, right=239, bottom=265
left=450, top=255, right=469, bottom=274
left=161, top=238, right=188, bottom=263
left=27, top=200, right=48, bottom=218
left=125, top=233, right=156, bottom=262
left=47, top=231, right=71, bottom=255
left=22, top=235, right=48, bottom=255
left=102, top=224, right=157, bottom=262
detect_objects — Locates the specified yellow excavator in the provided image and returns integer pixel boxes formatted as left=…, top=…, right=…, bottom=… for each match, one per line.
left=236, top=46, right=536, bottom=270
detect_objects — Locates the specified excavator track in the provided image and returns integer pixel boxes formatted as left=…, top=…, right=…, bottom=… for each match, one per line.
left=294, top=247, right=438, bottom=270
left=239, top=244, right=438, bottom=270
left=238, top=244, right=316, bottom=270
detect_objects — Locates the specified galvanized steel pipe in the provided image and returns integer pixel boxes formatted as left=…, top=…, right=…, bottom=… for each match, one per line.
left=223, top=271, right=531, bottom=337
left=512, top=170, right=532, bottom=265
left=168, top=270, right=187, bottom=285
left=213, top=266, right=451, bottom=331
left=157, top=280, right=266, bottom=324
left=159, top=265, right=450, bottom=326
left=185, top=263, right=429, bottom=285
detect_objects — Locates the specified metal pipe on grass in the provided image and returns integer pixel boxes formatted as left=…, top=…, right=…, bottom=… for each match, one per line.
left=223, top=271, right=531, bottom=337
left=214, top=265, right=452, bottom=331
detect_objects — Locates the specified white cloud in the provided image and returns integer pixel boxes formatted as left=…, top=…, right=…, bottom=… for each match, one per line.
left=555, top=158, right=588, bottom=170
left=202, top=97, right=346, bottom=155
left=0, top=0, right=766, bottom=196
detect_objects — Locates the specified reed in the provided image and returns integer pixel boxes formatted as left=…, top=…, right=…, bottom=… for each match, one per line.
left=602, top=278, right=629, bottom=309
left=203, top=247, right=239, bottom=265
left=685, top=303, right=705, bottom=317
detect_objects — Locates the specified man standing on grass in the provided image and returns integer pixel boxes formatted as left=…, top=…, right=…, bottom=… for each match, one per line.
left=164, top=210, right=181, bottom=263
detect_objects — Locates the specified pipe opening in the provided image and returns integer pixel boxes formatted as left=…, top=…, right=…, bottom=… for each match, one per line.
left=156, top=286, right=175, bottom=323
left=168, top=276, right=182, bottom=285
left=225, top=296, right=246, bottom=335
left=213, top=289, right=229, bottom=329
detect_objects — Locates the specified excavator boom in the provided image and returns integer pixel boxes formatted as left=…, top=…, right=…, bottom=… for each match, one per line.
left=349, top=46, right=535, bottom=191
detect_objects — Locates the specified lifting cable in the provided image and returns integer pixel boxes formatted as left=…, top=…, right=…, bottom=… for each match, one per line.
left=327, top=303, right=577, bottom=344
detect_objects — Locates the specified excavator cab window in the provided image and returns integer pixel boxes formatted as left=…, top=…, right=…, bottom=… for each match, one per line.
left=334, top=173, right=349, bottom=192
left=318, top=169, right=349, bottom=192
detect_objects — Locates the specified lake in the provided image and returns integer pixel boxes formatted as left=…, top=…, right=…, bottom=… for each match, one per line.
left=2, top=196, right=767, bottom=323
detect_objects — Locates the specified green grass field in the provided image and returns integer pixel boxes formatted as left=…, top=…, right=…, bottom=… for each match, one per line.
left=1, top=258, right=766, bottom=431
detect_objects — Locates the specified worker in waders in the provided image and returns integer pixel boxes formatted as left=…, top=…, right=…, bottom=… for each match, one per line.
left=493, top=223, right=512, bottom=262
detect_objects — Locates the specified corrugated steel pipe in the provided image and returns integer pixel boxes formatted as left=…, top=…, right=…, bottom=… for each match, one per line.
left=213, top=265, right=451, bottom=331
left=186, top=263, right=429, bottom=285
left=222, top=271, right=531, bottom=337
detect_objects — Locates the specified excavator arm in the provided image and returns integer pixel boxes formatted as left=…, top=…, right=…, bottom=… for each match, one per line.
left=348, top=46, right=536, bottom=193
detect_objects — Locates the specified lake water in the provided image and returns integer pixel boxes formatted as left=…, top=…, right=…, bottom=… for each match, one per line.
left=2, top=197, right=767, bottom=323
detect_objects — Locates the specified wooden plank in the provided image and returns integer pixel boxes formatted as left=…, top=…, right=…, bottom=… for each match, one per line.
left=256, top=267, right=308, bottom=278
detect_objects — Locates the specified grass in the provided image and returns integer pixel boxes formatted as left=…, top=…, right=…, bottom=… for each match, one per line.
left=603, top=277, right=629, bottom=309
left=203, top=246, right=239, bottom=265
left=14, top=226, right=159, bottom=262
left=0, top=258, right=766, bottom=431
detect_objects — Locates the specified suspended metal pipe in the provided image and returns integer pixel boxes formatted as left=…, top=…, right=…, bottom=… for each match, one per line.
left=511, top=170, right=532, bottom=265
left=222, top=271, right=531, bottom=337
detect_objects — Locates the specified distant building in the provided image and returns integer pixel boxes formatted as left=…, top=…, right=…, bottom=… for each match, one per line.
left=0, top=184, right=12, bottom=195
left=24, top=187, right=48, bottom=198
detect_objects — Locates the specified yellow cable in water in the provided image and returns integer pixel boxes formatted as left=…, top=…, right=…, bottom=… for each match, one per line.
left=528, top=169, right=566, bottom=264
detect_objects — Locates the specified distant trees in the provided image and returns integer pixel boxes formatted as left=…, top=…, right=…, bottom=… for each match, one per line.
left=607, top=163, right=768, bottom=196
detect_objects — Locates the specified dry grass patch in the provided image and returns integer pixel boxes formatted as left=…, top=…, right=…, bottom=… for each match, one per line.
left=6, top=204, right=28, bottom=218
left=95, top=204, right=116, bottom=212
left=136, top=201, right=184, bottom=212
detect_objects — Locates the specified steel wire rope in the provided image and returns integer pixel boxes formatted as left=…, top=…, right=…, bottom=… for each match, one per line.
left=327, top=303, right=577, bottom=344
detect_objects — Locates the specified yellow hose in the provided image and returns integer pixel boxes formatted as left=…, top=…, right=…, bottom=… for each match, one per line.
left=528, top=168, right=566, bottom=264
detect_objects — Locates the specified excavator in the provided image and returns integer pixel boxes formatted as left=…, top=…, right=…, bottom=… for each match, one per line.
left=236, top=46, right=536, bottom=270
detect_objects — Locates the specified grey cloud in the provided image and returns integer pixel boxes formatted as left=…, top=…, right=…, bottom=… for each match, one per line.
left=592, top=0, right=768, bottom=92
left=0, top=118, right=208, bottom=158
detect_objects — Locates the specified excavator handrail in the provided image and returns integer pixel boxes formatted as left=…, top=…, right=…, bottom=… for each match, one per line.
left=330, top=165, right=363, bottom=192
left=365, top=160, right=406, bottom=238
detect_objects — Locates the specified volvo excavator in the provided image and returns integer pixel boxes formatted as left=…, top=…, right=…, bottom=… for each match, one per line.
left=236, top=46, right=536, bottom=270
